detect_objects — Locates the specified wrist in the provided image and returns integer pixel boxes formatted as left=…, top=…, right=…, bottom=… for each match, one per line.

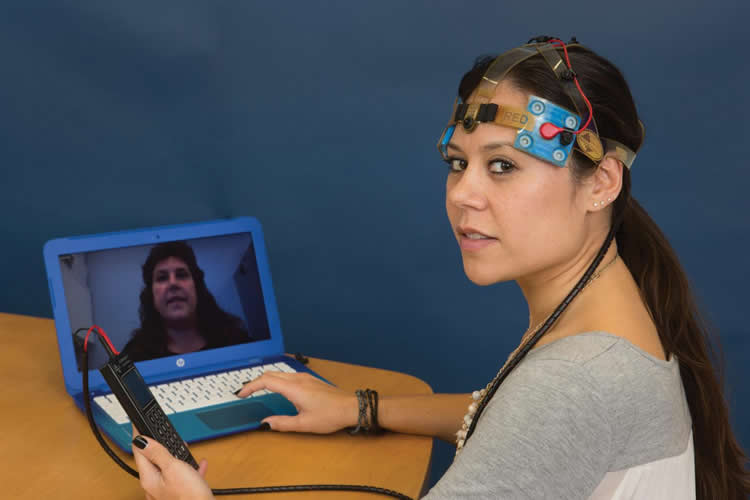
left=344, top=393, right=360, bottom=428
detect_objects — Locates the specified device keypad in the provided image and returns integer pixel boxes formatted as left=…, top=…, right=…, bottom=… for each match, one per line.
left=146, top=405, right=199, bottom=469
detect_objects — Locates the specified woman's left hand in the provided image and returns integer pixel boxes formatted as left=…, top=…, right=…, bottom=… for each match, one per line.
left=132, top=434, right=213, bottom=500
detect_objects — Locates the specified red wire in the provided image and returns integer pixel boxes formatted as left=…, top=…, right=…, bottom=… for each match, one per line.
left=83, top=325, right=120, bottom=355
left=548, top=38, right=594, bottom=134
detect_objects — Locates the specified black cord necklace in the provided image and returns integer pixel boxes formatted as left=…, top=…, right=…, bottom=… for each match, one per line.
left=463, top=223, right=620, bottom=446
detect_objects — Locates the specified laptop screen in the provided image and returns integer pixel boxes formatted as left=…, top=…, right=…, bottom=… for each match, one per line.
left=45, top=217, right=287, bottom=395
left=60, top=233, right=270, bottom=371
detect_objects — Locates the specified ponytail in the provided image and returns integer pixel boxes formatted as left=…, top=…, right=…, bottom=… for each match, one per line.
left=616, top=172, right=750, bottom=499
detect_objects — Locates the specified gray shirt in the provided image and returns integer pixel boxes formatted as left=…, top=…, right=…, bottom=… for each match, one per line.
left=424, top=332, right=694, bottom=499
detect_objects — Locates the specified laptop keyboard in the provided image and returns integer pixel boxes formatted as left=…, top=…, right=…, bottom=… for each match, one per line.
left=94, top=361, right=297, bottom=424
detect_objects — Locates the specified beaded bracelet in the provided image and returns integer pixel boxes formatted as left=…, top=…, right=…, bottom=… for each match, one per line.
left=348, top=389, right=368, bottom=434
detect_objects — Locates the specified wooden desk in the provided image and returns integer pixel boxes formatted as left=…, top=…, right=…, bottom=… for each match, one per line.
left=0, top=313, right=433, bottom=499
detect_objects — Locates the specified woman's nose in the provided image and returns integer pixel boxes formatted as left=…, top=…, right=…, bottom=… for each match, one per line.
left=447, top=164, right=487, bottom=210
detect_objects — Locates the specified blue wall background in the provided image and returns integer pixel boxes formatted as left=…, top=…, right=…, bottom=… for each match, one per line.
left=2, top=0, right=748, bottom=489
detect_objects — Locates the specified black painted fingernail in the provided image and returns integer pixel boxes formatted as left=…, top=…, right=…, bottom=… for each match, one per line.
left=234, top=381, right=252, bottom=396
left=259, top=422, right=271, bottom=431
left=132, top=435, right=148, bottom=449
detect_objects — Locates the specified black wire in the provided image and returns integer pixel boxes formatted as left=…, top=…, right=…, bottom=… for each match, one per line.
left=82, top=349, right=140, bottom=478
left=82, top=343, right=414, bottom=499
left=213, top=485, right=413, bottom=497
left=465, top=221, right=621, bottom=443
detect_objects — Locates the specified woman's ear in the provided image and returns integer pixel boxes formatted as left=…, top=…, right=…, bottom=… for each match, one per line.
left=585, top=155, right=623, bottom=212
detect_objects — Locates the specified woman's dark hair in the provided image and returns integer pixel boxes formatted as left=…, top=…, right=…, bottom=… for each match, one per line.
left=458, top=45, right=749, bottom=499
left=124, top=241, right=248, bottom=360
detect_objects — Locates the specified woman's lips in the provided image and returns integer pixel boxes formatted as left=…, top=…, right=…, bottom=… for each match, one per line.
left=457, top=228, right=497, bottom=251
left=459, top=233, right=497, bottom=251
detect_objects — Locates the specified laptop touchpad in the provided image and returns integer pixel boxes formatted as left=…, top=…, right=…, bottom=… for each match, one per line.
left=197, top=401, right=273, bottom=430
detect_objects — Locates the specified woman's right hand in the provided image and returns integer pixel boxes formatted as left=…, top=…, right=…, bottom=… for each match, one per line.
left=236, top=372, right=358, bottom=434
left=132, top=435, right=212, bottom=500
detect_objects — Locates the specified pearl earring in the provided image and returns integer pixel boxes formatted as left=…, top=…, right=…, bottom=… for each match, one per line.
left=594, top=202, right=599, bottom=207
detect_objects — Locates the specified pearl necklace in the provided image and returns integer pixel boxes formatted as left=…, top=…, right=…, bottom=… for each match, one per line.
left=454, top=254, right=619, bottom=456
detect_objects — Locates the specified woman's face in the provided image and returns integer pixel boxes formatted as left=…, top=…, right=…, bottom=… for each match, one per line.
left=151, top=256, right=198, bottom=323
left=445, top=82, right=589, bottom=286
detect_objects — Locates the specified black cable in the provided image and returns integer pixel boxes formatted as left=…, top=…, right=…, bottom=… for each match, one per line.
left=82, top=343, right=413, bottom=499
left=293, top=352, right=310, bottom=365
left=212, top=484, right=412, bottom=497
left=82, top=349, right=140, bottom=478
left=465, top=220, right=621, bottom=443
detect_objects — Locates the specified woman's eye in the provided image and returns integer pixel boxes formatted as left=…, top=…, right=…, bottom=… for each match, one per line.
left=155, top=274, right=168, bottom=283
left=176, top=269, right=190, bottom=280
left=489, top=159, right=515, bottom=174
left=445, top=158, right=467, bottom=172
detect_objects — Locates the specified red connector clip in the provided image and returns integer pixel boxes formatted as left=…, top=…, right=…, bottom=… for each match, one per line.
left=83, top=325, right=119, bottom=356
left=540, top=122, right=563, bottom=140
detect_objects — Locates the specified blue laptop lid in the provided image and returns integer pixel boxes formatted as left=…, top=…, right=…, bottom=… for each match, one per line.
left=43, top=217, right=286, bottom=396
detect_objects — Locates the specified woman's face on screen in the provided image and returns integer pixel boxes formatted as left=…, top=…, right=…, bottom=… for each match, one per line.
left=444, top=82, right=588, bottom=286
left=151, top=256, right=198, bottom=323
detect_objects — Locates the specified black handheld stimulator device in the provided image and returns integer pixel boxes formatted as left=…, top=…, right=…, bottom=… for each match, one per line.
left=99, top=347, right=199, bottom=470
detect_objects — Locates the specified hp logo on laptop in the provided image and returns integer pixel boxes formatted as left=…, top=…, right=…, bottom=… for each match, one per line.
left=176, top=358, right=185, bottom=368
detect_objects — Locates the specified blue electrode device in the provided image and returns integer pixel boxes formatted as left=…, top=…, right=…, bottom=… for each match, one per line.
left=438, top=94, right=580, bottom=167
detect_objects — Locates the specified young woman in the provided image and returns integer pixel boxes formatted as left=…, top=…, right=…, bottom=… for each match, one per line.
left=131, top=39, right=750, bottom=499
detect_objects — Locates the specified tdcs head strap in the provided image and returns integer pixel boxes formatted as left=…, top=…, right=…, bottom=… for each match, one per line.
left=437, top=39, right=642, bottom=169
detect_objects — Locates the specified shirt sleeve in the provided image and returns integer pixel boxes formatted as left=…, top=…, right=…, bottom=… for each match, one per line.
left=423, top=358, right=612, bottom=500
